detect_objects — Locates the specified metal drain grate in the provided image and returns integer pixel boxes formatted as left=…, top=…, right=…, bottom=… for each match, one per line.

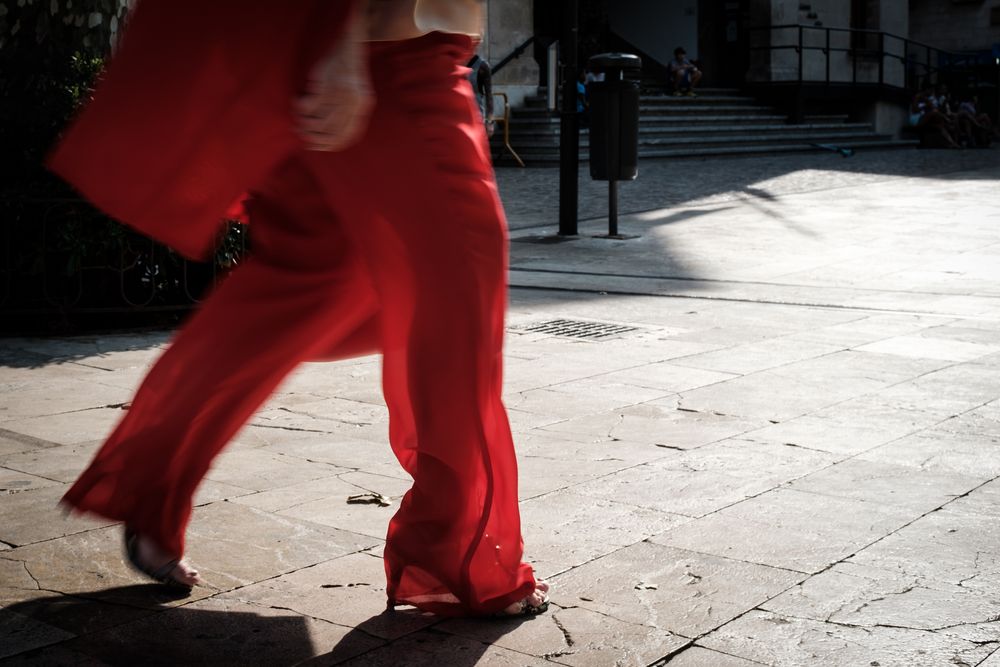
left=515, top=319, right=639, bottom=339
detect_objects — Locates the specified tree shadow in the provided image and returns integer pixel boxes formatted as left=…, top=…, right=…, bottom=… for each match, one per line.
left=0, top=330, right=170, bottom=370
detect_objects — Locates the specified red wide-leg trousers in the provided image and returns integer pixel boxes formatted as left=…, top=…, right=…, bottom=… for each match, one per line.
left=61, top=32, right=536, bottom=617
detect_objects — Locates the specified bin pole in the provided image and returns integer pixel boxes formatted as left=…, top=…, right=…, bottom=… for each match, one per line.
left=606, top=73, right=618, bottom=237
left=609, top=180, right=618, bottom=236
left=558, top=0, right=579, bottom=236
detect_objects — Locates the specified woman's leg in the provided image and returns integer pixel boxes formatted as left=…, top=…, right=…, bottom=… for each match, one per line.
left=305, top=33, right=537, bottom=617
left=62, top=156, right=380, bottom=559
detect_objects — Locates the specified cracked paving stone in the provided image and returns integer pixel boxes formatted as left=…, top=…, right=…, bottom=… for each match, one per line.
left=333, top=628, right=553, bottom=667
left=662, top=645, right=765, bottom=666
left=698, top=609, right=998, bottom=667
left=182, top=501, right=379, bottom=591
left=540, top=399, right=768, bottom=451
left=654, top=488, right=915, bottom=573
left=856, top=430, right=1000, bottom=478
left=571, top=439, right=836, bottom=518
left=845, top=507, right=1000, bottom=594
left=218, top=551, right=434, bottom=641
left=1, top=526, right=214, bottom=609
left=737, top=415, right=910, bottom=456
left=0, top=409, right=120, bottom=446
left=0, top=379, right=132, bottom=422
left=549, top=541, right=803, bottom=638
left=0, top=485, right=116, bottom=547
left=981, top=648, right=1000, bottom=666
left=518, top=489, right=690, bottom=578
left=253, top=431, right=410, bottom=482
left=761, top=562, right=1000, bottom=646
left=439, top=605, right=687, bottom=666
left=0, top=442, right=101, bottom=484
left=783, top=458, right=985, bottom=514
left=515, top=434, right=666, bottom=501
left=270, top=472, right=411, bottom=540
left=204, top=448, right=350, bottom=492
left=63, top=596, right=381, bottom=666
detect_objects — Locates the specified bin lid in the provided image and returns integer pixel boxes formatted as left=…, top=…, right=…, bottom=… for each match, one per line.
left=587, top=53, right=642, bottom=71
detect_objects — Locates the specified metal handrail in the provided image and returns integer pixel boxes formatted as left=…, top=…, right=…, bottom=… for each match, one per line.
left=747, top=23, right=996, bottom=90
left=491, top=36, right=536, bottom=77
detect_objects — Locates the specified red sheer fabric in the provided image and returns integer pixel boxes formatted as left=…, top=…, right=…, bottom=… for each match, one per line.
left=54, top=3, right=535, bottom=616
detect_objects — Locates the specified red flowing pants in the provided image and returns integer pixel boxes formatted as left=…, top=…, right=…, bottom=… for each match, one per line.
left=58, top=30, right=536, bottom=616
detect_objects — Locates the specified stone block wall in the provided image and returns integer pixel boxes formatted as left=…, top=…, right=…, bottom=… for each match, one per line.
left=910, top=0, right=1000, bottom=52
left=482, top=0, right=537, bottom=107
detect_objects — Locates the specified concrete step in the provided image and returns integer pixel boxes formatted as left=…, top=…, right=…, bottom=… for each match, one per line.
left=521, top=88, right=748, bottom=108
left=501, top=132, right=899, bottom=154
left=501, top=122, right=878, bottom=141
left=509, top=114, right=792, bottom=129
left=513, top=105, right=782, bottom=118
left=492, top=138, right=919, bottom=164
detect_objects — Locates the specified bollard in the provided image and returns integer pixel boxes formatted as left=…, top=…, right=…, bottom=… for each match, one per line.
left=587, top=53, right=642, bottom=238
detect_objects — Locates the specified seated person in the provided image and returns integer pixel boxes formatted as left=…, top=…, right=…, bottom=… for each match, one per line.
left=908, top=88, right=960, bottom=149
left=668, top=47, right=702, bottom=97
left=957, top=95, right=996, bottom=147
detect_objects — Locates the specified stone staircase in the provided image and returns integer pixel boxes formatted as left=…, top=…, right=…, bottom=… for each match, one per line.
left=490, top=87, right=917, bottom=166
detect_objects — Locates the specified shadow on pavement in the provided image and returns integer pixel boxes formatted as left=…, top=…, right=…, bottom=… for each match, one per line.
left=0, top=332, right=170, bottom=370
left=2, top=587, right=523, bottom=666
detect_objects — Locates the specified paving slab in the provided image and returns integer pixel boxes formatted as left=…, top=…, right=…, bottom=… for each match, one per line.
left=549, top=541, right=803, bottom=638
left=518, top=489, right=689, bottom=578
left=571, top=440, right=837, bottom=518
left=4, top=149, right=1000, bottom=664
left=697, top=609, right=997, bottom=667
left=652, top=488, right=916, bottom=573
left=216, top=552, right=433, bottom=641
left=439, top=605, right=688, bottom=666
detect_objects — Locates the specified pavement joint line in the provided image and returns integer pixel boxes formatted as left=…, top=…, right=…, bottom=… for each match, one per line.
left=508, top=284, right=995, bottom=319
left=0, top=427, right=62, bottom=449
left=511, top=266, right=1000, bottom=301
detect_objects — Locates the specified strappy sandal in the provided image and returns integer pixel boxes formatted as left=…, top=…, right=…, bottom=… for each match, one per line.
left=123, top=527, right=194, bottom=590
left=494, top=591, right=550, bottom=618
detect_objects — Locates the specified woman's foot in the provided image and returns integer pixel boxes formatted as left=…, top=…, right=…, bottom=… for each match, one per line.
left=498, top=580, right=550, bottom=616
left=124, top=528, right=201, bottom=589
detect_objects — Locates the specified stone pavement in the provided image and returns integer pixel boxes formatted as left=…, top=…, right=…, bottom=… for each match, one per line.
left=3, top=147, right=1000, bottom=666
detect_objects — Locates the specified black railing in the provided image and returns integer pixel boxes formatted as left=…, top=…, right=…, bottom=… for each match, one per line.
left=748, top=24, right=997, bottom=92
left=491, top=36, right=535, bottom=77
left=1, top=195, right=247, bottom=331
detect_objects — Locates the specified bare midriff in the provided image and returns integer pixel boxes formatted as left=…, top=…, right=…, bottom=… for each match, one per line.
left=366, top=0, right=482, bottom=41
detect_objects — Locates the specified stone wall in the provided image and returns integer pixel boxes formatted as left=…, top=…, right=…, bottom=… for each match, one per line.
left=910, top=0, right=1000, bottom=52
left=482, top=0, right=537, bottom=107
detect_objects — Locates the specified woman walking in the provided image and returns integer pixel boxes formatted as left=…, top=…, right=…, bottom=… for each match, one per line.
left=51, top=0, right=548, bottom=617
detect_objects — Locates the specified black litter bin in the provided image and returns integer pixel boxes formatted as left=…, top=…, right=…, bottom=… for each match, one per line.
left=587, top=53, right=642, bottom=182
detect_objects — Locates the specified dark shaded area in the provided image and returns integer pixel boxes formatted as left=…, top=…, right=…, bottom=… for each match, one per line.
left=2, top=588, right=532, bottom=666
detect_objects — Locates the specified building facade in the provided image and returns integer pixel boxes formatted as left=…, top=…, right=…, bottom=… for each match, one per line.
left=483, top=0, right=1000, bottom=131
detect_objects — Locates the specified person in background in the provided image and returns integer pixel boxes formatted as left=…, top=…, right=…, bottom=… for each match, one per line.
left=467, top=51, right=495, bottom=137
left=668, top=46, right=701, bottom=97
left=909, top=87, right=960, bottom=148
left=576, top=69, right=589, bottom=126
